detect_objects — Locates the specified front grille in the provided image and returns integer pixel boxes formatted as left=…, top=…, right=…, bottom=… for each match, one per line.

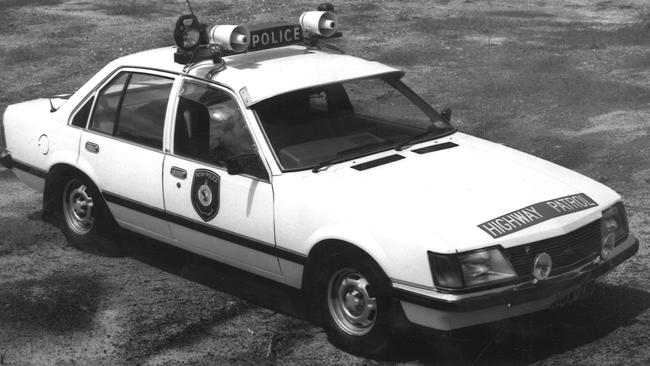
left=504, top=220, right=601, bottom=278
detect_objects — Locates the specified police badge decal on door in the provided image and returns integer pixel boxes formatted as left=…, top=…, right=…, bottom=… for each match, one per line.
left=191, top=169, right=220, bottom=221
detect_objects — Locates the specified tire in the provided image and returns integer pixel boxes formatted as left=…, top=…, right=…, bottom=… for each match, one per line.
left=318, top=253, right=397, bottom=358
left=58, top=175, right=123, bottom=257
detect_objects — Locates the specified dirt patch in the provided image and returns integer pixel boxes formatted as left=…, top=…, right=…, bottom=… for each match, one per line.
left=0, top=272, right=102, bottom=333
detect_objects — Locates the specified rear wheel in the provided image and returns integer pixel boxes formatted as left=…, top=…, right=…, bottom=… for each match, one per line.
left=62, top=180, right=95, bottom=235
left=58, top=176, right=122, bottom=257
left=319, top=253, right=396, bottom=357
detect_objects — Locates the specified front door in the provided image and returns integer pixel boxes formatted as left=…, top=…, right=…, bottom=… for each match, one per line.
left=162, top=79, right=280, bottom=277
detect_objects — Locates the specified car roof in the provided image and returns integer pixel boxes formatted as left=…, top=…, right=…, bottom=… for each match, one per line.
left=115, top=45, right=401, bottom=105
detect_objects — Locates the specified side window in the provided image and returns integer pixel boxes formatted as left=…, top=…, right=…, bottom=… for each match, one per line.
left=174, top=80, right=268, bottom=180
left=116, top=73, right=173, bottom=149
left=71, top=97, right=94, bottom=128
left=89, top=71, right=173, bottom=149
left=90, top=72, right=129, bottom=135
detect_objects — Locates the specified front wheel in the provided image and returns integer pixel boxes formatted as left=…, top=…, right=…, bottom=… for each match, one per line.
left=58, top=176, right=122, bottom=256
left=320, top=254, right=397, bottom=357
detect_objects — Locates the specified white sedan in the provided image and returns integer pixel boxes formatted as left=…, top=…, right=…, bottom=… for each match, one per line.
left=0, top=10, right=638, bottom=357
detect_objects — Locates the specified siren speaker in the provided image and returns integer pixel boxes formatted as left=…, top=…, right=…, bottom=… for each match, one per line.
left=209, top=25, right=251, bottom=53
left=299, top=11, right=337, bottom=37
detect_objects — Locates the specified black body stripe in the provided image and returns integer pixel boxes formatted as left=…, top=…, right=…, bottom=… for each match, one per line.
left=103, top=191, right=165, bottom=220
left=351, top=154, right=405, bottom=171
left=102, top=191, right=307, bottom=265
left=412, top=142, right=458, bottom=154
left=12, top=159, right=48, bottom=179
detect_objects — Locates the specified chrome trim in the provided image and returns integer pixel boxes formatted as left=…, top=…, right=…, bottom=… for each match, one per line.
left=85, top=141, right=100, bottom=154
left=170, top=166, right=187, bottom=179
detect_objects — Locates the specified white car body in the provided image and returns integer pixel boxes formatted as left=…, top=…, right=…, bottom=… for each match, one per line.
left=0, top=43, right=638, bottom=334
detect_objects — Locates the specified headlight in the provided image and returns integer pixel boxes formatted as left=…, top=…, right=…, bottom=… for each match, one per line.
left=429, top=247, right=517, bottom=290
left=600, top=202, right=629, bottom=259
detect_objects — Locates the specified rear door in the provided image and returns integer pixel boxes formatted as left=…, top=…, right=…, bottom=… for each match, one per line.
left=78, top=69, right=176, bottom=241
left=162, top=78, right=281, bottom=276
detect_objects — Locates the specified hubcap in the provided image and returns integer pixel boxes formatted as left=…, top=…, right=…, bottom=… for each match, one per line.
left=63, top=181, right=95, bottom=235
left=327, top=268, right=377, bottom=336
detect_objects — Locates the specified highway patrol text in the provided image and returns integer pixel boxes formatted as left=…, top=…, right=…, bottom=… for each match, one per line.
left=478, top=193, right=597, bottom=239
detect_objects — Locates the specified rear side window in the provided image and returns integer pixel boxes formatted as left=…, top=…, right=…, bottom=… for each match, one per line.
left=116, top=73, right=173, bottom=149
left=71, top=97, right=94, bottom=128
left=89, top=71, right=173, bottom=149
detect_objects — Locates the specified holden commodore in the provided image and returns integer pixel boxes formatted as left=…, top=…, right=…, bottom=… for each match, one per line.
left=0, top=7, right=638, bottom=357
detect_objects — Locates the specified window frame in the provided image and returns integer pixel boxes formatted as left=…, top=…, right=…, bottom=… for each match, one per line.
left=75, top=67, right=178, bottom=153
left=170, top=77, right=272, bottom=183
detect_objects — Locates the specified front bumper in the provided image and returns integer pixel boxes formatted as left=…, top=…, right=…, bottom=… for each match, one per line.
left=0, top=149, right=12, bottom=169
left=394, top=234, right=639, bottom=331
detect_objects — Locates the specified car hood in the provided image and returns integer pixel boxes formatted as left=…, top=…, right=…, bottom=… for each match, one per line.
left=276, top=133, right=619, bottom=253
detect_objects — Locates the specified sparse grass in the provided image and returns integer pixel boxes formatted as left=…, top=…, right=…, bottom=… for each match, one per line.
left=50, top=23, right=98, bottom=39
left=414, top=15, right=517, bottom=34
left=621, top=52, right=650, bottom=68
left=487, top=10, right=555, bottom=18
left=0, top=0, right=62, bottom=11
left=3, top=45, right=49, bottom=64
left=351, top=3, right=382, bottom=12
left=100, top=0, right=158, bottom=17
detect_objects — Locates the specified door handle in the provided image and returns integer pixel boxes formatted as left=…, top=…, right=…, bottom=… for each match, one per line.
left=170, top=166, right=187, bottom=179
left=85, top=141, right=99, bottom=154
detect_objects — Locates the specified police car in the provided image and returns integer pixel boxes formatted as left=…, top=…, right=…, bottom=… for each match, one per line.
left=0, top=5, right=639, bottom=356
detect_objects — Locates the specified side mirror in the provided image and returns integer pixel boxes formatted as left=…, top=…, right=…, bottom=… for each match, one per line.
left=225, top=153, right=261, bottom=176
left=441, top=107, right=452, bottom=124
left=225, top=157, right=244, bottom=176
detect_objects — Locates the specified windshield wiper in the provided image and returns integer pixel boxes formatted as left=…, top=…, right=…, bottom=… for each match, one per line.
left=312, top=155, right=356, bottom=173
left=395, top=128, right=456, bottom=151
left=312, top=141, right=397, bottom=173
left=395, top=129, right=440, bottom=151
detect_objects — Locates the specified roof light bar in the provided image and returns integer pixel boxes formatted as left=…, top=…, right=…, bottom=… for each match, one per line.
left=172, top=4, right=341, bottom=65
left=299, top=10, right=337, bottom=38
left=209, top=25, right=251, bottom=53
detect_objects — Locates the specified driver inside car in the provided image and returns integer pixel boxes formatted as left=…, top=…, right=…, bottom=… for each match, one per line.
left=207, top=101, right=256, bottom=166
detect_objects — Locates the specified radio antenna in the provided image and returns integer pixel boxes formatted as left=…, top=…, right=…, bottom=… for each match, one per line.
left=48, top=97, right=58, bottom=113
left=185, top=0, right=194, bottom=15
left=481, top=0, right=494, bottom=138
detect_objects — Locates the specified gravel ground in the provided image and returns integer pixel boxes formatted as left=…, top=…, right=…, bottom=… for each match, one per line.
left=0, top=0, right=649, bottom=365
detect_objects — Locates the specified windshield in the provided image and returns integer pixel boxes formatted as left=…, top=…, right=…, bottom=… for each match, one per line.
left=252, top=75, right=455, bottom=171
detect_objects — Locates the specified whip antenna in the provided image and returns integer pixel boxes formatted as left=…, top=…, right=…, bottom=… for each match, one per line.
left=482, top=0, right=494, bottom=138
left=185, top=0, right=194, bottom=15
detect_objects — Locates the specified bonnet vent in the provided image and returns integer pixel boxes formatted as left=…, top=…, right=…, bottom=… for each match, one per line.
left=351, top=154, right=405, bottom=171
left=412, top=142, right=458, bottom=154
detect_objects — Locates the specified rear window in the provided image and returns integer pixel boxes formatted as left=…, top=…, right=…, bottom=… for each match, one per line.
left=89, top=72, right=173, bottom=149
